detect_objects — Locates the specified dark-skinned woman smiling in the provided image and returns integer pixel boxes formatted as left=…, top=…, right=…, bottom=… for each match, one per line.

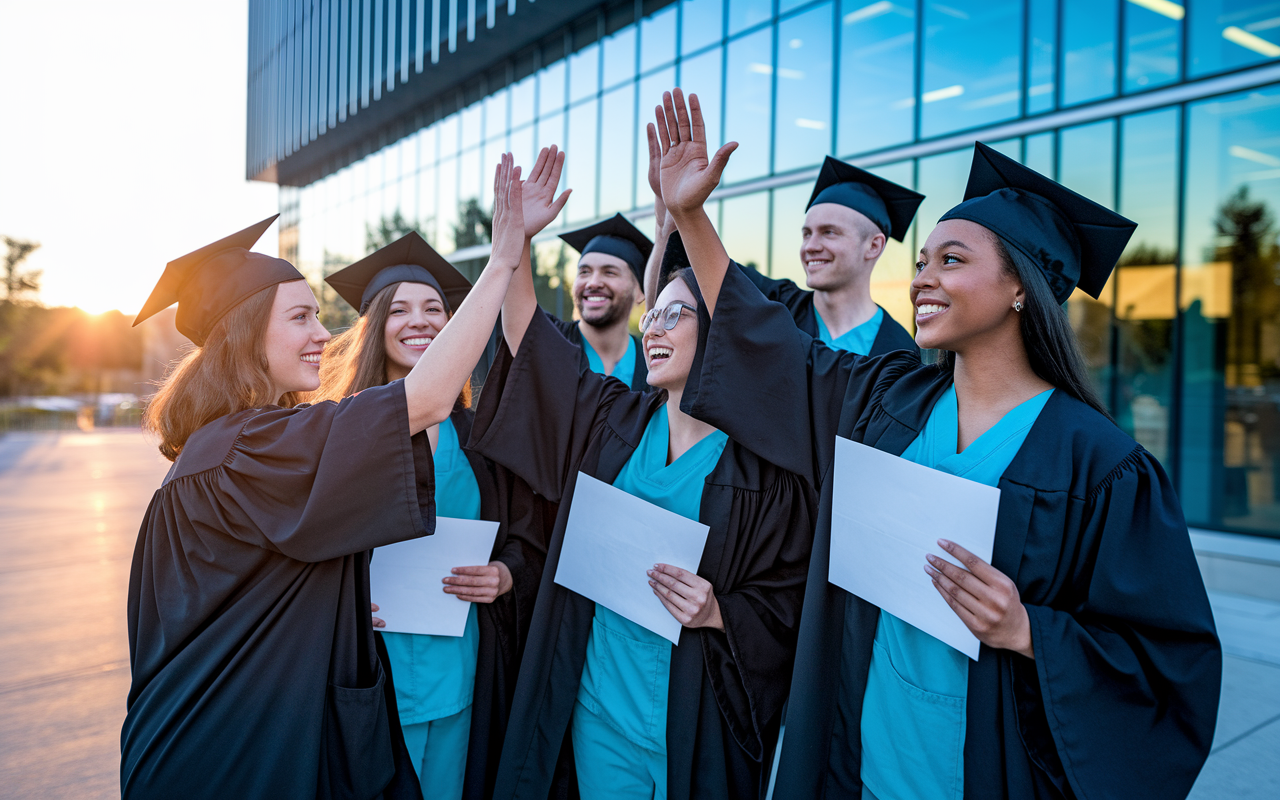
left=655, top=88, right=1221, bottom=800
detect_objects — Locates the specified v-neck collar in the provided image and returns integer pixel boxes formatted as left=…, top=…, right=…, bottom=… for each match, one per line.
left=923, top=386, right=1054, bottom=478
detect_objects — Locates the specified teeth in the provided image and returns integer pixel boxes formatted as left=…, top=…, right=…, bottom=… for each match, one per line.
left=917, top=304, right=946, bottom=315
left=300, top=354, right=321, bottom=364
left=649, top=348, right=673, bottom=359
left=402, top=337, right=432, bottom=346
left=805, top=260, right=829, bottom=268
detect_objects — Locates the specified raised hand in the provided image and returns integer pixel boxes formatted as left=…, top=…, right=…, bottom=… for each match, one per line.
left=489, top=153, right=525, bottom=270
left=925, top=539, right=1034, bottom=659
left=521, top=145, right=571, bottom=238
left=654, top=88, right=738, bottom=218
left=645, top=123, right=667, bottom=230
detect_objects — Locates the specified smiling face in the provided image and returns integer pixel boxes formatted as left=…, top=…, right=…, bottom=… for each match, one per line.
left=800, top=204, right=885, bottom=292
left=642, top=277, right=699, bottom=392
left=572, top=252, right=643, bottom=328
left=263, top=279, right=331, bottom=395
left=382, top=281, right=449, bottom=381
left=911, top=219, right=1025, bottom=353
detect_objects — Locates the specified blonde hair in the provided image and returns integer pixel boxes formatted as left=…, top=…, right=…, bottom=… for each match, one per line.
left=144, top=284, right=302, bottom=461
left=312, top=281, right=471, bottom=407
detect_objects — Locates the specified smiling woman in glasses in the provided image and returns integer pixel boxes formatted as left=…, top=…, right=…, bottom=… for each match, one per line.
left=467, top=146, right=817, bottom=800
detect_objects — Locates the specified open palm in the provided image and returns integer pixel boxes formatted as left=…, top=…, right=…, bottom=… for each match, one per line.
left=490, top=153, right=524, bottom=268
left=521, top=145, right=571, bottom=238
left=655, top=89, right=737, bottom=216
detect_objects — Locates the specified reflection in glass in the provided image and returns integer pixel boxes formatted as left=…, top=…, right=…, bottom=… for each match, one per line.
left=459, top=147, right=482, bottom=205
left=916, top=149, right=971, bottom=240
left=1182, top=87, right=1280, bottom=536
left=1028, top=0, right=1057, bottom=113
left=603, top=27, right=638, bottom=89
left=462, top=103, right=483, bottom=147
left=570, top=43, right=601, bottom=103
left=637, top=67, right=677, bottom=206
left=510, top=125, right=535, bottom=172
left=439, top=114, right=460, bottom=161
left=1063, top=0, right=1118, bottom=106
left=729, top=0, right=773, bottom=35
left=511, top=75, right=536, bottom=128
left=1189, top=0, right=1280, bottom=78
left=682, top=0, right=724, bottom=56
left=567, top=100, right=600, bottom=222
left=838, top=0, right=916, bottom=156
left=1124, top=0, right=1182, bottom=91
left=641, top=5, right=678, bottom=72
left=485, top=88, right=509, bottom=140
left=536, top=112, right=566, bottom=160
left=1025, top=131, right=1055, bottom=175
left=724, top=26, right=775, bottom=183
left=921, top=0, right=1023, bottom=137
left=1060, top=120, right=1117, bottom=407
left=776, top=3, right=834, bottom=173
left=680, top=45, right=724, bottom=150
left=600, top=85, right=638, bottom=215
left=866, top=160, right=918, bottom=330
left=417, top=164, right=437, bottom=247
left=540, top=61, right=567, bottom=117
left=438, top=156, right=459, bottom=251
left=721, top=191, right=770, bottom=272
left=771, top=185, right=811, bottom=284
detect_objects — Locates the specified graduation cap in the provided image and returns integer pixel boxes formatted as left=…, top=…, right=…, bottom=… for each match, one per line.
left=806, top=156, right=925, bottom=242
left=325, top=231, right=472, bottom=316
left=133, top=215, right=304, bottom=346
left=558, top=213, right=654, bottom=287
left=939, top=143, right=1137, bottom=304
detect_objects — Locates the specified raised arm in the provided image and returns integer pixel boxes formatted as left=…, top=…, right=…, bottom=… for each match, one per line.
left=643, top=123, right=677, bottom=308
left=655, top=88, right=737, bottom=316
left=502, top=145, right=571, bottom=357
left=405, top=154, right=523, bottom=434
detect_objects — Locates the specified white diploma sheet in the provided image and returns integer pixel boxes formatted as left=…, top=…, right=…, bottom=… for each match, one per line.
left=554, top=472, right=711, bottom=645
left=370, top=517, right=500, bottom=637
left=829, top=436, right=1000, bottom=660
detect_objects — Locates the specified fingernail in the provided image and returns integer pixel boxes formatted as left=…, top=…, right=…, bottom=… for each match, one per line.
left=938, top=538, right=952, bottom=548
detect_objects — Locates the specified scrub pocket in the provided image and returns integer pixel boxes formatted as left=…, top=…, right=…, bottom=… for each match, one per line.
left=320, top=665, right=395, bottom=800
left=577, top=608, right=672, bottom=754
left=860, top=638, right=966, bottom=800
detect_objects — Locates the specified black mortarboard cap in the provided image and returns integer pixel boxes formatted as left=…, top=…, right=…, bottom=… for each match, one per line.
left=806, top=156, right=925, bottom=242
left=558, top=213, right=654, bottom=287
left=940, top=142, right=1137, bottom=304
left=325, top=231, right=472, bottom=316
left=132, top=215, right=303, bottom=346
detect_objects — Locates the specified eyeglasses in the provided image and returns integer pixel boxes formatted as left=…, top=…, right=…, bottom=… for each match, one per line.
left=640, top=301, right=696, bottom=334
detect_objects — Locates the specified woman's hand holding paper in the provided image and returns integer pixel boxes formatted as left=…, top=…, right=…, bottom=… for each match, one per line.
left=925, top=538, right=1034, bottom=659
left=443, top=561, right=514, bottom=604
left=648, top=563, right=724, bottom=631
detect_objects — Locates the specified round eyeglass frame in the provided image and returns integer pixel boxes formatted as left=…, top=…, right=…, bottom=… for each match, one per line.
left=640, top=301, right=697, bottom=334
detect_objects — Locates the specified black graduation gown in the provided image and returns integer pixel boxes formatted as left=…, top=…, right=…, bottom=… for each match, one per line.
left=548, top=313, right=650, bottom=390
left=683, top=264, right=1223, bottom=800
left=468, top=308, right=816, bottom=800
left=122, top=382, right=434, bottom=800
left=738, top=263, right=917, bottom=356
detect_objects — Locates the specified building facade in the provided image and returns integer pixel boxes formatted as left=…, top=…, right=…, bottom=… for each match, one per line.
left=250, top=0, right=1280, bottom=540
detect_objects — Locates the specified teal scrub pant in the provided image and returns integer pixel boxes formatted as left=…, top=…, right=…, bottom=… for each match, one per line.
left=571, top=699, right=666, bottom=800
left=400, top=704, right=472, bottom=800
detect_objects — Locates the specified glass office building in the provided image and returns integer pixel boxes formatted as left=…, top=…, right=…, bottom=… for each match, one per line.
left=250, top=0, right=1280, bottom=539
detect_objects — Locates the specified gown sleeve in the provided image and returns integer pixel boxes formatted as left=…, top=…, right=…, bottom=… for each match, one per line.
left=1017, top=447, right=1221, bottom=799
left=469, top=307, right=634, bottom=502
left=203, top=380, right=434, bottom=563
left=684, top=261, right=915, bottom=487
left=736, top=262, right=811, bottom=317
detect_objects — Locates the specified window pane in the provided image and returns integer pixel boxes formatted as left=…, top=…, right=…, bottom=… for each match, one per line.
left=511, top=75, right=536, bottom=128
left=484, top=88, right=509, bottom=141
left=604, top=27, right=638, bottom=89
left=536, top=112, right=566, bottom=176
left=723, top=26, right=774, bottom=183
left=681, top=45, right=724, bottom=151
left=1124, top=0, right=1182, bottom=91
left=775, top=3, right=834, bottom=173
left=1189, top=0, right=1280, bottom=78
left=510, top=124, right=535, bottom=174
left=641, top=5, right=679, bottom=72
left=637, top=67, right=677, bottom=205
left=459, top=146, right=482, bottom=206
left=921, top=0, right=1022, bottom=137
left=729, top=0, right=773, bottom=35
left=838, top=0, right=916, bottom=156
left=682, top=0, right=724, bottom=55
left=771, top=184, right=811, bottom=283
left=721, top=191, right=770, bottom=272
left=866, top=160, right=917, bottom=331
left=439, top=113, right=460, bottom=161
left=570, top=43, right=600, bottom=103
left=462, top=102, right=483, bottom=146
left=1028, top=0, right=1057, bottom=114
left=1112, top=108, right=1179, bottom=466
left=567, top=100, right=600, bottom=222
left=1063, top=0, right=1118, bottom=105
left=539, top=61, right=567, bottom=116
left=916, top=148, right=971, bottom=245
left=417, top=164, right=437, bottom=247
left=1060, top=120, right=1117, bottom=408
left=1025, top=131, right=1055, bottom=175
left=437, top=155, right=458, bottom=251
left=600, top=84, right=638, bottom=214
left=1181, top=87, right=1280, bottom=535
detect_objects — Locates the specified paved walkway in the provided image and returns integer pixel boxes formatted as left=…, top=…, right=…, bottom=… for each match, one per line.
left=0, top=429, right=1276, bottom=798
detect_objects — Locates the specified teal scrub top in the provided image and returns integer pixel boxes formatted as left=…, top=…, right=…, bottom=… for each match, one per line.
left=575, top=404, right=729, bottom=754
left=815, top=306, right=884, bottom=356
left=581, top=332, right=638, bottom=388
left=382, top=417, right=485, bottom=726
left=860, top=385, right=1053, bottom=800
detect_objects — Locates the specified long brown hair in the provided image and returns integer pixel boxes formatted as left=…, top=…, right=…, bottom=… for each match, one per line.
left=144, top=283, right=303, bottom=461
left=313, top=281, right=471, bottom=407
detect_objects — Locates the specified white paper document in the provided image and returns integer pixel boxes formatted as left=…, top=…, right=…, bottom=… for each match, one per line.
left=370, top=517, right=500, bottom=637
left=829, top=436, right=1001, bottom=660
left=554, top=472, right=711, bottom=645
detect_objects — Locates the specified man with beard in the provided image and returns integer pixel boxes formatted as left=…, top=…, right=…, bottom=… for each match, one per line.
left=551, top=212, right=653, bottom=391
